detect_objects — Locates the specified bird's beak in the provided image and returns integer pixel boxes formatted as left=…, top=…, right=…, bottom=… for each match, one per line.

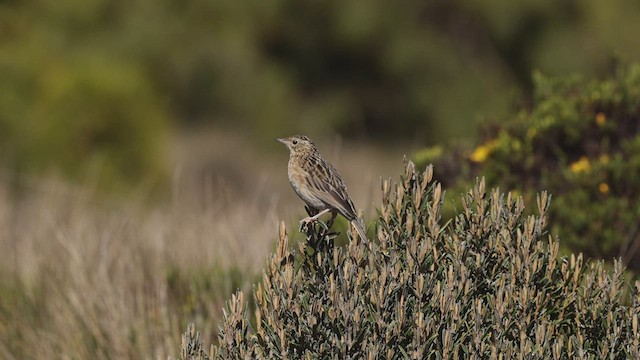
left=276, top=138, right=287, bottom=144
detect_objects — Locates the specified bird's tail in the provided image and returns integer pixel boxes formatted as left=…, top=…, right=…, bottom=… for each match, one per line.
left=350, top=219, right=368, bottom=243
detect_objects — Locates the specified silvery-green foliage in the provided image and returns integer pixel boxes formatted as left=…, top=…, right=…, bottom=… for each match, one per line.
left=201, top=161, right=640, bottom=359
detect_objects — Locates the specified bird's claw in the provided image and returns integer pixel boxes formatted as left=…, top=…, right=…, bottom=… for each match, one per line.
left=299, top=216, right=318, bottom=225
left=299, top=216, right=331, bottom=234
left=299, top=216, right=314, bottom=231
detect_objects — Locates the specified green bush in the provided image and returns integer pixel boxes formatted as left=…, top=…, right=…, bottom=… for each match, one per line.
left=178, top=162, right=640, bottom=359
left=0, top=50, right=169, bottom=191
left=417, top=63, right=640, bottom=270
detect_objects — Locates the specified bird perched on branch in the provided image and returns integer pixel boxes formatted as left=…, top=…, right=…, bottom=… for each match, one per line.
left=277, top=135, right=368, bottom=242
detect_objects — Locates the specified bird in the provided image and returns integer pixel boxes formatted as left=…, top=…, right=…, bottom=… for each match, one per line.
left=277, top=135, right=368, bottom=242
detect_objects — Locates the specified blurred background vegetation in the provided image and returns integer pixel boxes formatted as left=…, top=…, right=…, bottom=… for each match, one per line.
left=3, top=0, right=640, bottom=177
left=1, top=0, right=640, bottom=358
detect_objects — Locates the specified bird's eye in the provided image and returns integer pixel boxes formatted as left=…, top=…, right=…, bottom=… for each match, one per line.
left=292, top=140, right=298, bottom=145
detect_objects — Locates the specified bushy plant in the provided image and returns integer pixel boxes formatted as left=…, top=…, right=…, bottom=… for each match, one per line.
left=179, top=161, right=640, bottom=359
left=417, top=63, right=640, bottom=270
left=0, top=51, right=170, bottom=191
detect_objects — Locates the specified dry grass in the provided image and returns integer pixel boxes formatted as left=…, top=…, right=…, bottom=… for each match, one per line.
left=0, top=175, right=277, bottom=359
left=0, top=128, right=405, bottom=359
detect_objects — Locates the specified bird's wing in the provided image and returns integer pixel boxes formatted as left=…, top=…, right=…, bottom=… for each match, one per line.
left=308, top=156, right=359, bottom=221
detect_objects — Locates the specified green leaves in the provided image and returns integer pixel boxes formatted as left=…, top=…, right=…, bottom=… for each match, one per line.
left=420, top=63, right=640, bottom=269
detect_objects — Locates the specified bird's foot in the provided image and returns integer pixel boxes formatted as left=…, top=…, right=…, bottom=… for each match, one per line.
left=299, top=216, right=318, bottom=225
left=298, top=208, right=331, bottom=231
left=299, top=216, right=321, bottom=232
left=299, top=214, right=332, bottom=233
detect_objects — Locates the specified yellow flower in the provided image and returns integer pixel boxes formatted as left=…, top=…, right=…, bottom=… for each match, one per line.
left=569, top=156, right=591, bottom=173
left=595, top=112, right=606, bottom=126
left=470, top=139, right=500, bottom=163
left=599, top=182, right=609, bottom=194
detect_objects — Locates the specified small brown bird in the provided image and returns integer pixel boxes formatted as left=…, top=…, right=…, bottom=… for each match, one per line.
left=277, top=135, right=367, bottom=241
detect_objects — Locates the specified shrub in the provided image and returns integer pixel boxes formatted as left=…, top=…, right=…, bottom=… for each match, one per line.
left=178, top=161, right=640, bottom=359
left=0, top=52, right=170, bottom=192
left=417, top=63, right=640, bottom=270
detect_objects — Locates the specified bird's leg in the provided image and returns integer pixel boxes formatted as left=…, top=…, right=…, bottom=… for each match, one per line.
left=300, top=208, right=331, bottom=225
left=304, top=205, right=317, bottom=217
left=300, top=206, right=318, bottom=232
left=326, top=210, right=338, bottom=229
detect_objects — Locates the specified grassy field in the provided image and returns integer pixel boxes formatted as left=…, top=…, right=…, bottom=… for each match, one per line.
left=0, top=128, right=405, bottom=359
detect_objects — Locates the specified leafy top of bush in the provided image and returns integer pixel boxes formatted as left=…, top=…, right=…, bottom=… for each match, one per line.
left=180, top=161, right=640, bottom=359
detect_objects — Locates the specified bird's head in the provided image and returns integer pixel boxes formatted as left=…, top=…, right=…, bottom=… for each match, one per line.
left=277, top=135, right=317, bottom=155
